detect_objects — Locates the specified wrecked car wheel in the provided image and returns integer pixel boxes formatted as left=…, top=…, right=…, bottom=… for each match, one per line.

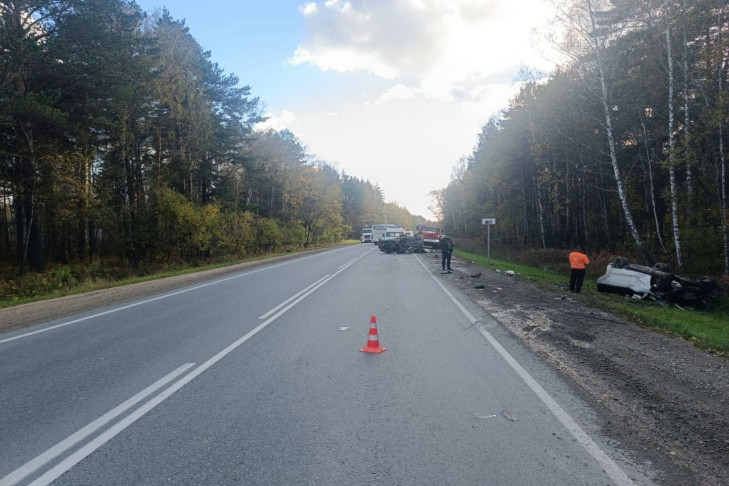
left=613, top=256, right=629, bottom=269
left=653, top=262, right=671, bottom=273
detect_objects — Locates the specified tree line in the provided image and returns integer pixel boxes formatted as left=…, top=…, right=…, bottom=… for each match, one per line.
left=0, top=0, right=423, bottom=274
left=433, top=0, right=729, bottom=276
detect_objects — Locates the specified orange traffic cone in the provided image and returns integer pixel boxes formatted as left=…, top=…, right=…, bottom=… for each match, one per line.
left=360, top=315, right=387, bottom=354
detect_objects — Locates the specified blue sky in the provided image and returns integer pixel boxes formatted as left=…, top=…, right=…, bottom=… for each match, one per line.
left=134, top=0, right=558, bottom=219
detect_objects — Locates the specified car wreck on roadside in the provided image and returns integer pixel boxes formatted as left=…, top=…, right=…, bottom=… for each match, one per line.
left=596, top=257, right=723, bottom=309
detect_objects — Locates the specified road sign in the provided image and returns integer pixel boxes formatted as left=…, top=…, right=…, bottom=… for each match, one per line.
left=481, top=218, right=495, bottom=265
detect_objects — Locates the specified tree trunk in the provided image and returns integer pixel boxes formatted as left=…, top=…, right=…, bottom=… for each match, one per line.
left=682, top=21, right=693, bottom=217
left=641, top=116, right=666, bottom=252
left=586, top=0, right=652, bottom=265
left=718, top=0, right=729, bottom=274
left=665, top=6, right=684, bottom=269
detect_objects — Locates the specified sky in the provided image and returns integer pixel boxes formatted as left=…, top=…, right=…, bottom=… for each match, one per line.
left=134, top=0, right=560, bottom=219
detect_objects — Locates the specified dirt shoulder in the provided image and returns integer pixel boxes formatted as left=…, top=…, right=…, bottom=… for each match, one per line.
left=2, top=250, right=727, bottom=484
left=422, top=251, right=728, bottom=486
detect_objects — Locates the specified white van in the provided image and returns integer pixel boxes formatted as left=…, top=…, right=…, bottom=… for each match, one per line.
left=381, top=227, right=405, bottom=242
left=371, top=223, right=398, bottom=243
left=361, top=227, right=373, bottom=243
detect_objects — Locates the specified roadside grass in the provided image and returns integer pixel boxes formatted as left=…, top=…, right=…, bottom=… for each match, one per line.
left=0, top=241, right=361, bottom=309
left=0, top=256, right=271, bottom=308
left=455, top=250, right=566, bottom=286
left=455, top=249, right=729, bottom=355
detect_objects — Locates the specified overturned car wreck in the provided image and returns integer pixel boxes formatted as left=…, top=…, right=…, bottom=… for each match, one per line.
left=377, top=235, right=426, bottom=254
left=597, top=257, right=723, bottom=308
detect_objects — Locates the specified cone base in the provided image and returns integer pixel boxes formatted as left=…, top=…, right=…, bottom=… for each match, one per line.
left=360, top=346, right=387, bottom=354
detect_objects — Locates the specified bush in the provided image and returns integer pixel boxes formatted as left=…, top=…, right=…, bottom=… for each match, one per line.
left=255, top=218, right=283, bottom=253
left=51, top=266, right=77, bottom=288
left=282, top=222, right=307, bottom=250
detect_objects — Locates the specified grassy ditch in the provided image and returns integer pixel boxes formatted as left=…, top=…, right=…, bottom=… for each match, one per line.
left=455, top=249, right=729, bottom=356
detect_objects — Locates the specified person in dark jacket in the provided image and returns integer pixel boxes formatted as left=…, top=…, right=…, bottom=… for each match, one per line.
left=440, top=235, right=453, bottom=272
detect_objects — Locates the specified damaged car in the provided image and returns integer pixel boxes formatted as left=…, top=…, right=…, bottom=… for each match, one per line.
left=597, top=257, right=723, bottom=309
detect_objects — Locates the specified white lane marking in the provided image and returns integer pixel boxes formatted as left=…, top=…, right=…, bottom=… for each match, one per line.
left=0, top=247, right=371, bottom=345
left=0, top=364, right=195, bottom=486
left=258, top=275, right=329, bottom=320
left=338, top=256, right=359, bottom=270
left=415, top=255, right=635, bottom=486
left=15, top=248, right=372, bottom=485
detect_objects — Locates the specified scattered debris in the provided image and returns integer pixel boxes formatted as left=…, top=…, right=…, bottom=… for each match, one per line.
left=502, top=411, right=518, bottom=422
left=338, top=327, right=350, bottom=331
left=505, top=270, right=515, bottom=276
left=474, top=414, right=497, bottom=420
left=470, top=272, right=482, bottom=278
left=474, top=284, right=485, bottom=289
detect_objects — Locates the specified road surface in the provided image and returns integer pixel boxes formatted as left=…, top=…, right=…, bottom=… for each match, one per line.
left=0, top=245, right=657, bottom=485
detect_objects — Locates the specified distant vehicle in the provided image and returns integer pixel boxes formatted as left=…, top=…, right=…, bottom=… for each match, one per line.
left=381, top=227, right=405, bottom=242
left=404, top=230, right=414, bottom=237
left=416, top=225, right=441, bottom=248
left=361, top=227, right=373, bottom=243
left=371, top=223, right=399, bottom=244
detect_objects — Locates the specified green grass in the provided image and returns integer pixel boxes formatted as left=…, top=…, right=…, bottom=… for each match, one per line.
left=455, top=250, right=566, bottom=286
left=455, top=249, right=729, bottom=355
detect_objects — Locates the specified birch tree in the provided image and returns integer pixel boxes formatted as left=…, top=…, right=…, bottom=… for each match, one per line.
left=663, top=0, right=684, bottom=269
left=559, top=0, right=652, bottom=263
left=716, top=0, right=729, bottom=273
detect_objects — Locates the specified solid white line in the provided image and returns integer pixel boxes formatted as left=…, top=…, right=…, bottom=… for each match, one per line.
left=0, top=363, right=195, bottom=486
left=0, top=249, right=363, bottom=345
left=415, top=255, right=635, bottom=486
left=258, top=275, right=330, bottom=320
left=21, top=248, right=372, bottom=485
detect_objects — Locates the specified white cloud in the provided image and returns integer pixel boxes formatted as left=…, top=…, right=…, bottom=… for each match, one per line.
left=300, top=2, right=318, bottom=15
left=378, top=83, right=417, bottom=102
left=255, top=110, right=299, bottom=132
left=291, top=0, right=556, bottom=103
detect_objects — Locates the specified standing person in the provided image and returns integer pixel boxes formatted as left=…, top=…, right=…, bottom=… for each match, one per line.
left=569, top=248, right=590, bottom=293
left=440, top=235, right=454, bottom=272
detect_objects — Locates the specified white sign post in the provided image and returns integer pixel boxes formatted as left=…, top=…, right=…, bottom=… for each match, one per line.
left=481, top=218, right=496, bottom=265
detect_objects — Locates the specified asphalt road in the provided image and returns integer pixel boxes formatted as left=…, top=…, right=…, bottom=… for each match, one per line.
left=0, top=245, right=657, bottom=485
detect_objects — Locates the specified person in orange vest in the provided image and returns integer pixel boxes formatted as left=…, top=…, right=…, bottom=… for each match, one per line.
left=569, top=248, right=590, bottom=293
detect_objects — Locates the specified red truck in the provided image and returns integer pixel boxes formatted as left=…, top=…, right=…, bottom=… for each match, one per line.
left=416, top=225, right=441, bottom=248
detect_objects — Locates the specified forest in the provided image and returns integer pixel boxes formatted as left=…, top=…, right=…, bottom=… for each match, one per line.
left=433, top=0, right=729, bottom=277
left=0, top=0, right=424, bottom=279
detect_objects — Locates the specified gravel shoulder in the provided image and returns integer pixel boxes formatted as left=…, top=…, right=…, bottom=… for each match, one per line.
left=1, top=249, right=727, bottom=485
